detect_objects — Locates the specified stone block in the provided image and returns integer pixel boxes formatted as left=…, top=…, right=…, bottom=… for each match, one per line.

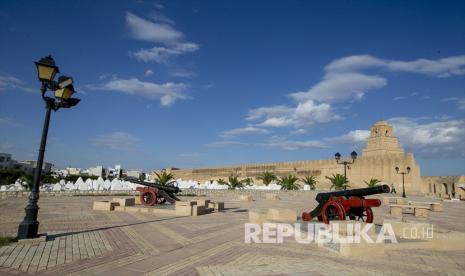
left=197, top=199, right=210, bottom=207
left=390, top=205, right=403, bottom=217
left=239, top=195, right=253, bottom=201
left=208, top=202, right=225, bottom=211
left=134, top=196, right=141, bottom=205
left=248, top=209, right=268, bottom=224
left=177, top=201, right=197, bottom=206
left=414, top=207, right=428, bottom=218
left=93, top=201, right=118, bottom=211
left=112, top=197, right=135, bottom=207
left=265, top=193, right=280, bottom=200
left=175, top=204, right=192, bottom=216
left=268, top=208, right=297, bottom=222
left=430, top=203, right=443, bottom=212
left=193, top=205, right=206, bottom=216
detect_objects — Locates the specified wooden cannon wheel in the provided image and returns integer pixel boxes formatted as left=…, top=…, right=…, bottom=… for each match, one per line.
left=140, top=190, right=157, bottom=206
left=321, top=201, right=346, bottom=224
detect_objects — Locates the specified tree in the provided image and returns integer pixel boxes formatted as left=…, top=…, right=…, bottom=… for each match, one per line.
left=227, top=174, right=244, bottom=190
left=326, top=173, right=349, bottom=190
left=278, top=175, right=300, bottom=190
left=243, top=177, right=254, bottom=186
left=154, top=170, right=176, bottom=186
left=257, top=171, right=277, bottom=186
left=217, top=178, right=228, bottom=185
left=364, top=178, right=381, bottom=188
left=301, top=176, right=317, bottom=190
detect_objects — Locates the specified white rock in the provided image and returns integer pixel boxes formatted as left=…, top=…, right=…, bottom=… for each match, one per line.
left=52, top=183, right=62, bottom=191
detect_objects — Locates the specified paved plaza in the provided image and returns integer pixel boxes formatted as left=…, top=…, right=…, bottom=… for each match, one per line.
left=0, top=193, right=464, bottom=275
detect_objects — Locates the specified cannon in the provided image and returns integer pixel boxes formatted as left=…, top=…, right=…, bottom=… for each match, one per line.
left=302, top=185, right=390, bottom=224
left=124, top=177, right=181, bottom=206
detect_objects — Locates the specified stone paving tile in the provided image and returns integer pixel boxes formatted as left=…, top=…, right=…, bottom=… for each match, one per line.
left=1, top=194, right=464, bottom=275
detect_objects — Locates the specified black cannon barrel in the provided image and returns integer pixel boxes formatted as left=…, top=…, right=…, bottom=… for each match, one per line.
left=124, top=177, right=180, bottom=194
left=315, top=184, right=390, bottom=204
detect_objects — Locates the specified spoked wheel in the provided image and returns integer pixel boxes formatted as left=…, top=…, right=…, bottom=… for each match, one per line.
left=156, top=196, right=166, bottom=205
left=140, top=190, right=157, bottom=206
left=321, top=201, right=346, bottom=224
left=349, top=207, right=373, bottom=223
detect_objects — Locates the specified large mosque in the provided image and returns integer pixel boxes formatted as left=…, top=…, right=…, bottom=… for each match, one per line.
left=153, top=121, right=464, bottom=198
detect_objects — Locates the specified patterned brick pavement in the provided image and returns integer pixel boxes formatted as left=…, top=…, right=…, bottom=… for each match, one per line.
left=0, top=195, right=464, bottom=275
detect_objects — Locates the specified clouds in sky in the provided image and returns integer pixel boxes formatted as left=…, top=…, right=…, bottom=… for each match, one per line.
left=220, top=126, right=270, bottom=138
left=92, top=132, right=140, bottom=150
left=215, top=54, right=465, bottom=157
left=227, top=54, right=465, bottom=135
left=126, top=12, right=199, bottom=63
left=388, top=117, right=465, bottom=158
left=94, top=77, right=188, bottom=106
left=0, top=74, right=34, bottom=93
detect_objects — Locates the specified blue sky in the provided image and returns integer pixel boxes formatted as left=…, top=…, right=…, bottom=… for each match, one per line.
left=0, top=0, right=464, bottom=175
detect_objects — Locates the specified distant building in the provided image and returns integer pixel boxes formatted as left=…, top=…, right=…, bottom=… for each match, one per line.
left=126, top=170, right=144, bottom=179
left=66, top=167, right=82, bottom=176
left=0, top=153, right=13, bottom=169
left=0, top=153, right=45, bottom=174
left=23, top=160, right=54, bottom=174
left=88, top=166, right=107, bottom=177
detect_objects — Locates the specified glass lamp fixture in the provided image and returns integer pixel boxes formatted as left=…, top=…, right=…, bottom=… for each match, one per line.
left=35, top=56, right=59, bottom=82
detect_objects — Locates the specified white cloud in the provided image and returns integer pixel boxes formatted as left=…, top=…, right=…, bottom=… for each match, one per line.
left=144, top=69, right=153, bottom=76
left=393, top=96, right=406, bottom=101
left=126, top=12, right=199, bottom=64
left=249, top=100, right=341, bottom=129
left=260, top=139, right=327, bottom=151
left=94, top=77, right=188, bottom=106
left=387, top=117, right=465, bottom=157
left=92, top=132, right=140, bottom=150
left=126, top=12, right=182, bottom=43
left=0, top=116, right=22, bottom=127
left=246, top=105, right=294, bottom=121
left=132, top=43, right=199, bottom=63
left=220, top=126, right=270, bottom=138
left=326, top=54, right=465, bottom=77
left=325, top=130, right=371, bottom=144
left=206, top=140, right=249, bottom=147
left=0, top=74, right=34, bottom=93
left=441, top=97, right=465, bottom=111
left=290, top=72, right=387, bottom=103
left=170, top=68, right=196, bottom=78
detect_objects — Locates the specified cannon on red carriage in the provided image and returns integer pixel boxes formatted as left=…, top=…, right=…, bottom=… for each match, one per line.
left=124, top=177, right=181, bottom=206
left=302, top=185, right=390, bottom=224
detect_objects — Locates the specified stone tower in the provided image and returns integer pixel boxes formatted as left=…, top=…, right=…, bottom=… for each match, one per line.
left=362, top=120, right=404, bottom=157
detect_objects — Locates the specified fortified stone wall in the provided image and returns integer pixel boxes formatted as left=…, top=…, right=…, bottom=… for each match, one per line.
left=151, top=121, right=457, bottom=196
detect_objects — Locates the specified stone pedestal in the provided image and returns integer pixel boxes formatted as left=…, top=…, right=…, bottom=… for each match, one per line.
left=93, top=201, right=118, bottom=211
left=112, top=197, right=135, bottom=207
left=193, top=205, right=206, bottom=216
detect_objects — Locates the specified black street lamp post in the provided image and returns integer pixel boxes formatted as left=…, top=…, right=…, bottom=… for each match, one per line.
left=334, top=151, right=357, bottom=187
left=17, top=56, right=80, bottom=240
left=395, top=166, right=411, bottom=198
